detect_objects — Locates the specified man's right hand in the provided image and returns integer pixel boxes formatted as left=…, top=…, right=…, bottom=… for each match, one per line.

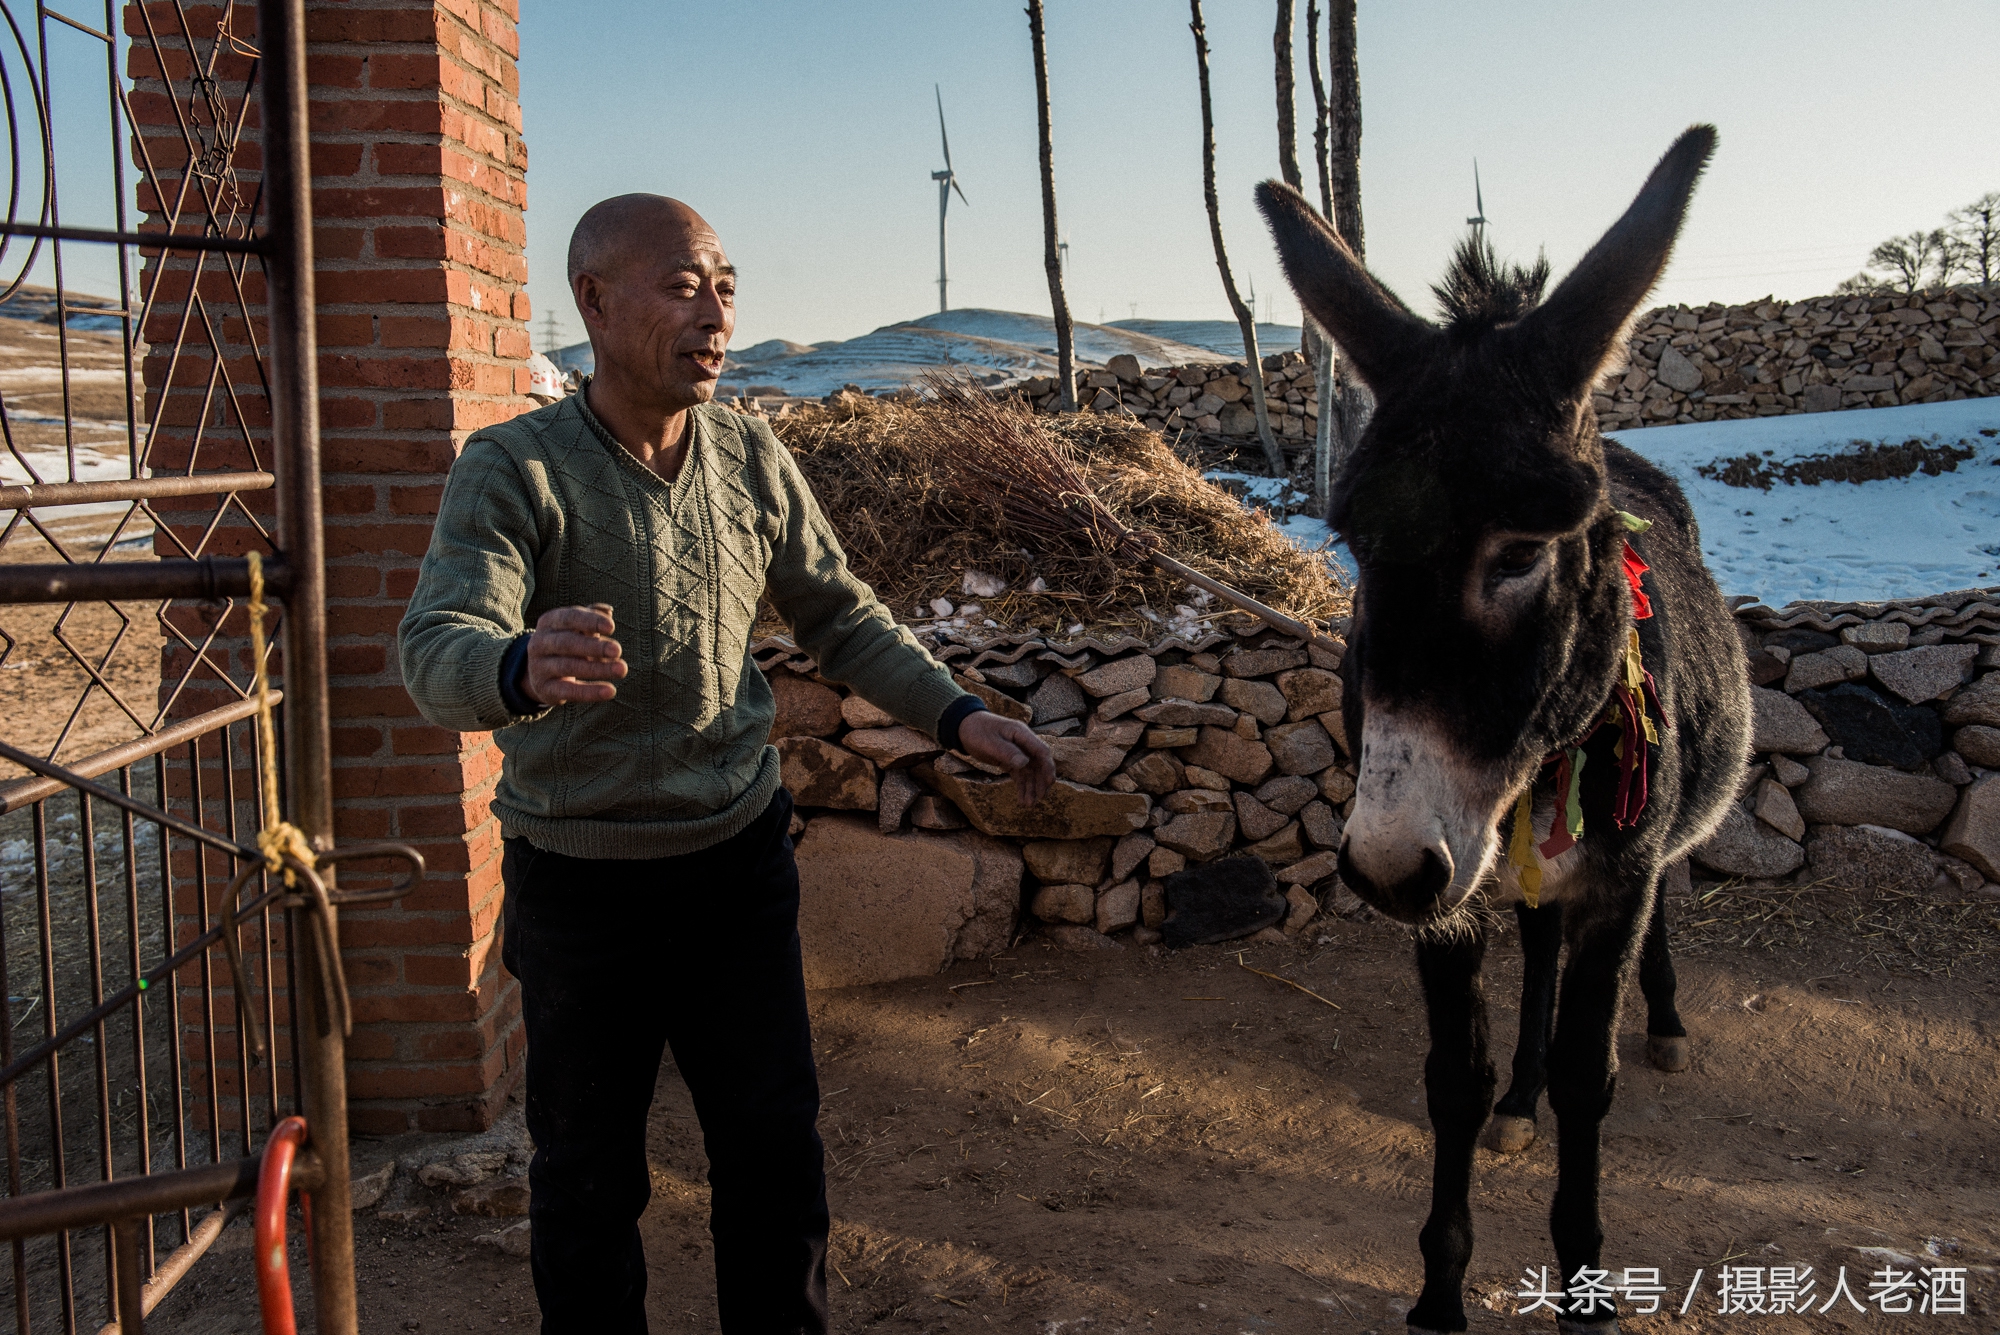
left=524, top=605, right=628, bottom=705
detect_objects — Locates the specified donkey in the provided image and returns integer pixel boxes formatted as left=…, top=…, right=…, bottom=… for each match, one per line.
left=1257, top=126, right=1748, bottom=1334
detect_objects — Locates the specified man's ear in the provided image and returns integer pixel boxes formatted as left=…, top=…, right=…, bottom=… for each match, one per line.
left=572, top=272, right=607, bottom=329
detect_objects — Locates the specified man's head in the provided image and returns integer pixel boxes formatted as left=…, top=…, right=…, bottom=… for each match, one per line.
left=568, top=195, right=735, bottom=410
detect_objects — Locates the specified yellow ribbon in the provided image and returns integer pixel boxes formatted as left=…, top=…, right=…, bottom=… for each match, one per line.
left=245, top=551, right=316, bottom=886
left=1509, top=787, right=1542, bottom=909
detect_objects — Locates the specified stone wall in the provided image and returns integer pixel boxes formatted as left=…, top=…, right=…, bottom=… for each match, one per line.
left=1003, top=285, right=2000, bottom=452
left=764, top=594, right=2000, bottom=987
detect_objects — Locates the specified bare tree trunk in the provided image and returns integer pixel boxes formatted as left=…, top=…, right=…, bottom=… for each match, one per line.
left=1191, top=0, right=1285, bottom=477
left=1306, top=0, right=1331, bottom=217
left=1305, top=0, right=1335, bottom=506
left=1026, top=0, right=1076, bottom=412
left=1274, top=0, right=1301, bottom=192
left=1324, top=0, right=1369, bottom=477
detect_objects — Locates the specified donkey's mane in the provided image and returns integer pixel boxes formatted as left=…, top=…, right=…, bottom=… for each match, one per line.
left=1431, top=233, right=1552, bottom=336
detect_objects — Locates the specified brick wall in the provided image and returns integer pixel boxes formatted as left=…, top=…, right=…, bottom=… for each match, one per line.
left=134, top=0, right=534, bottom=1134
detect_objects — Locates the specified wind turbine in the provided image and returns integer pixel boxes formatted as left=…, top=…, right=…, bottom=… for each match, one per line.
left=1466, top=160, right=1488, bottom=243
left=931, top=85, right=969, bottom=313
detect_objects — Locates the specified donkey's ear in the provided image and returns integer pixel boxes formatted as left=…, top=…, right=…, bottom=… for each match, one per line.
left=1256, top=181, right=1432, bottom=390
left=1524, top=125, right=1717, bottom=390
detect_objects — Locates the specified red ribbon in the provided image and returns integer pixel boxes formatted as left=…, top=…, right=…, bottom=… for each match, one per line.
left=1623, top=540, right=1653, bottom=621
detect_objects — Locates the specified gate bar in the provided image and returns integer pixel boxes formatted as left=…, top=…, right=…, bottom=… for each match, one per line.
left=0, top=556, right=290, bottom=604
left=0, top=471, right=274, bottom=509
left=0, top=1154, right=324, bottom=1243
left=0, top=696, right=276, bottom=815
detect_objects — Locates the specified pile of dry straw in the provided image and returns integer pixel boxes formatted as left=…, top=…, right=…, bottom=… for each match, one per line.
left=768, top=381, right=1347, bottom=639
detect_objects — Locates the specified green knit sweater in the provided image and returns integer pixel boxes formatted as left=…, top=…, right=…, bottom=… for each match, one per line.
left=398, top=389, right=966, bottom=859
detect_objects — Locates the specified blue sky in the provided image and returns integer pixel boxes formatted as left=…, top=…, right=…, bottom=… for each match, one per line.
left=515, top=1, right=1999, bottom=352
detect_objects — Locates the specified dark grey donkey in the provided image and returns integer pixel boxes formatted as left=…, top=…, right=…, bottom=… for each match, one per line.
left=1256, top=126, right=1749, bottom=1334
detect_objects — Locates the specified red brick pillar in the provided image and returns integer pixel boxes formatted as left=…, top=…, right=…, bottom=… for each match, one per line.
left=306, top=0, right=533, bottom=1133
left=137, top=0, right=536, bottom=1134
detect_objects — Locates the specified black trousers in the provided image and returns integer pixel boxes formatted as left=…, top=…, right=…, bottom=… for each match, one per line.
left=501, top=789, right=829, bottom=1335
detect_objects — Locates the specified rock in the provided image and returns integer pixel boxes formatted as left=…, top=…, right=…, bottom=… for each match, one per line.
left=1244, top=821, right=1304, bottom=865
left=1769, top=753, right=1809, bottom=787
left=956, top=676, right=1033, bottom=723
left=1753, top=778, right=1806, bottom=841
left=1218, top=402, right=1256, bottom=435
left=1691, top=805, right=1804, bottom=878
left=454, top=1177, right=531, bottom=1218
left=1656, top=346, right=1704, bottom=392
left=1317, top=709, right=1351, bottom=755
left=1868, top=644, right=1978, bottom=703
left=928, top=769, right=1149, bottom=839
left=1024, top=836, right=1115, bottom=886
left=1232, top=792, right=1290, bottom=842
left=1044, top=924, right=1122, bottom=951
left=1954, top=725, right=2000, bottom=768
left=1088, top=716, right=1146, bottom=746
left=477, top=1220, right=533, bottom=1258
left=1796, top=683, right=1941, bottom=771
left=1161, top=857, right=1286, bottom=947
left=951, top=831, right=1027, bottom=959
left=1034, top=718, right=1081, bottom=738
left=1155, top=811, right=1238, bottom=861
left=1254, top=775, right=1318, bottom=815
left=1154, top=665, right=1221, bottom=702
left=961, top=569, right=1008, bottom=598
left=1147, top=846, right=1186, bottom=882
left=1183, top=726, right=1275, bottom=785
left=1750, top=687, right=1831, bottom=755
left=1801, top=383, right=1842, bottom=413
left=1111, top=832, right=1156, bottom=882
left=1840, top=622, right=1910, bottom=655
left=840, top=695, right=898, bottom=728
left=1096, top=880, right=1142, bottom=934
left=1048, top=735, right=1131, bottom=786
left=1183, top=765, right=1231, bottom=791
left=1804, top=824, right=1938, bottom=894
left=1942, top=672, right=2000, bottom=728
left=1745, top=647, right=1790, bottom=687
left=1299, top=799, right=1344, bottom=849
left=1134, top=699, right=1237, bottom=727
left=778, top=737, right=878, bottom=809
left=417, top=1152, right=507, bottom=1189
left=1095, top=687, right=1151, bottom=721
left=1784, top=645, right=1868, bottom=693
left=769, top=674, right=843, bottom=738
left=1316, top=766, right=1357, bottom=804
left=1121, top=750, right=1184, bottom=794
left=843, top=725, right=942, bottom=769
left=1307, top=639, right=1344, bottom=671
left=977, top=657, right=1050, bottom=690
left=1144, top=727, right=1199, bottom=749
left=1935, top=751, right=1975, bottom=785
left=910, top=795, right=968, bottom=830
left=1793, top=755, right=1957, bottom=834
left=1031, top=882, right=1096, bottom=924
left=1764, top=628, right=1837, bottom=654
left=1207, top=374, right=1248, bottom=403
left=1163, top=789, right=1234, bottom=814
left=1141, top=879, right=1168, bottom=927
left=1107, top=773, right=1139, bottom=793
left=1265, top=720, right=1338, bottom=776
left=351, top=1161, right=397, bottom=1211
left=796, top=816, right=985, bottom=986
left=1106, top=353, right=1142, bottom=384
left=1219, top=678, right=1287, bottom=724
left=1282, top=884, right=1318, bottom=933
left=1248, top=926, right=1289, bottom=945
left=1276, top=850, right=1340, bottom=886
left=1028, top=672, right=1087, bottom=724
left=1936, top=852, right=1988, bottom=896
left=1223, top=647, right=1307, bottom=678
left=1940, top=775, right=2000, bottom=879
left=876, top=768, right=920, bottom=831
left=1077, top=655, right=1157, bottom=698
left=1276, top=667, right=1342, bottom=721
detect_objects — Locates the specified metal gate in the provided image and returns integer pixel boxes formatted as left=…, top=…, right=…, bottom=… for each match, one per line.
left=0, top=2, right=414, bottom=1330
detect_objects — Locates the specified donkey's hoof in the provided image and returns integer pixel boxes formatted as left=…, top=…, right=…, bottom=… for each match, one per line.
left=1648, top=1034, right=1690, bottom=1072
left=1483, top=1114, right=1537, bottom=1154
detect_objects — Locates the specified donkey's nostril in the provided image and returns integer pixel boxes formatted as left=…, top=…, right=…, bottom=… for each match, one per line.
left=1414, top=845, right=1453, bottom=901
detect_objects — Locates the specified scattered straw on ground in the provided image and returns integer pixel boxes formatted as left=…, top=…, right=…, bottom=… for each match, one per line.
left=770, top=388, right=1347, bottom=639
left=1675, top=876, right=2000, bottom=982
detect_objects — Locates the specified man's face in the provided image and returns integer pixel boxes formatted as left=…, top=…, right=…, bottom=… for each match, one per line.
left=575, top=220, right=736, bottom=409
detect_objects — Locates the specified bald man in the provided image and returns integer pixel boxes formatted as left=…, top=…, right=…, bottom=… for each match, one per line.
left=399, top=196, right=1053, bottom=1334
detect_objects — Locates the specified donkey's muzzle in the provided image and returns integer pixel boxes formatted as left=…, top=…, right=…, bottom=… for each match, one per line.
left=1337, top=840, right=1453, bottom=923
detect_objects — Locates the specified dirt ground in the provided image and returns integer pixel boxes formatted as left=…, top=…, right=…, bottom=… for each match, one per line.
left=142, top=883, right=1999, bottom=1334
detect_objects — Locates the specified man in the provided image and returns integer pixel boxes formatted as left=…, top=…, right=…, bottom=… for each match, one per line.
left=399, top=195, right=1054, bottom=1334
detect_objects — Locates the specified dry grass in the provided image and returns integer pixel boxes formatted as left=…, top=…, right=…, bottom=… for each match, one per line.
left=770, top=386, right=1347, bottom=639
left=1675, top=875, right=2000, bottom=981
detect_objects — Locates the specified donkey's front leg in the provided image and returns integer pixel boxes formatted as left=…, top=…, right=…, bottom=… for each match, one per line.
left=1545, top=894, right=1649, bottom=1333
left=1406, top=927, right=1496, bottom=1335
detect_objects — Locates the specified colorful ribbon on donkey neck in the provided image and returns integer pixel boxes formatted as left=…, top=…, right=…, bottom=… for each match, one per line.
left=1507, top=509, right=1663, bottom=907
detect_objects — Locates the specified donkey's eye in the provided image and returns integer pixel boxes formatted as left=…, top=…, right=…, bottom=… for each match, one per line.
left=1493, top=542, right=1544, bottom=578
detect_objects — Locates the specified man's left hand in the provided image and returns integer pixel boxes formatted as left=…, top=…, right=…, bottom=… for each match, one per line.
left=956, top=711, right=1056, bottom=808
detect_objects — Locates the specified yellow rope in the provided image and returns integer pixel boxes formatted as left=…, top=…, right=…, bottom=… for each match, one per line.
left=245, top=551, right=315, bottom=886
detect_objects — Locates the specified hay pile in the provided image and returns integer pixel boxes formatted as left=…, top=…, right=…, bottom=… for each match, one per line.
left=769, top=388, right=1346, bottom=639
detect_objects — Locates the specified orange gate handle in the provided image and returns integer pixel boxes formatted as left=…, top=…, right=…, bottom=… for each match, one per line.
left=255, top=1116, right=313, bottom=1335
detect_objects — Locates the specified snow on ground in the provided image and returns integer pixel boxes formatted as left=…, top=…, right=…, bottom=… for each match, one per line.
left=1210, top=397, right=2000, bottom=608
left=1108, top=318, right=1301, bottom=360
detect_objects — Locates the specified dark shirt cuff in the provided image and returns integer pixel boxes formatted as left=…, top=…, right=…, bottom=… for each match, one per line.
left=937, top=694, right=988, bottom=752
left=497, top=632, right=538, bottom=716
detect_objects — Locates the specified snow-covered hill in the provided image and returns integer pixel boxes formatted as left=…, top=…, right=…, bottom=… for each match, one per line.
left=1108, top=318, right=1302, bottom=359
